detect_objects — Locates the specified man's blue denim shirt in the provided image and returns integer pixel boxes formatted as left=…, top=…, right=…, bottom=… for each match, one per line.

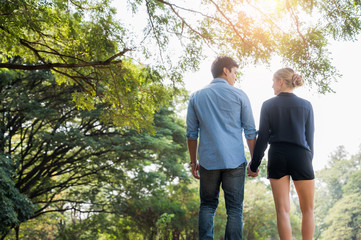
left=186, top=78, right=257, bottom=170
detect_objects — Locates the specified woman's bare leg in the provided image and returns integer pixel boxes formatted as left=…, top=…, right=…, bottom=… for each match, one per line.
left=294, top=180, right=315, bottom=240
left=270, top=176, right=292, bottom=240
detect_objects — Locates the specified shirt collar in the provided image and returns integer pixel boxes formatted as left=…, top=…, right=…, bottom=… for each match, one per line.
left=211, top=78, right=228, bottom=84
left=278, top=92, right=295, bottom=97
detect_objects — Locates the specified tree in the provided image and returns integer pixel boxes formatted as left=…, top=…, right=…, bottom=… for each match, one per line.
left=243, top=181, right=278, bottom=240
left=0, top=0, right=177, bottom=132
left=317, top=146, right=353, bottom=201
left=36, top=178, right=200, bottom=240
left=321, top=194, right=361, bottom=240
left=0, top=154, right=33, bottom=238
left=0, top=67, right=189, bottom=238
left=1, top=1, right=361, bottom=131
left=314, top=146, right=361, bottom=240
left=321, top=151, right=361, bottom=240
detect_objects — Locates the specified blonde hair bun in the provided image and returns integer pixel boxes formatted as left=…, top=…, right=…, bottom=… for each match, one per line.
left=292, top=74, right=304, bottom=87
left=274, top=68, right=304, bottom=88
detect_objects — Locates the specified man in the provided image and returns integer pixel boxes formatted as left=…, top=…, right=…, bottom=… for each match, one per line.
left=186, top=56, right=257, bottom=240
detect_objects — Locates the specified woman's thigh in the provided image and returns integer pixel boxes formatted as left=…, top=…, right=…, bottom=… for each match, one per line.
left=270, top=176, right=291, bottom=212
left=293, top=180, right=315, bottom=212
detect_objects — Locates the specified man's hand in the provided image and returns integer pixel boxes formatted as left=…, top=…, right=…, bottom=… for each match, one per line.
left=191, top=162, right=200, bottom=179
left=187, top=139, right=200, bottom=179
left=247, top=162, right=259, bottom=177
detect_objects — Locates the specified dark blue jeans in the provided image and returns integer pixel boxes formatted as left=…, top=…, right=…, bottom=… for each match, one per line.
left=199, top=163, right=246, bottom=240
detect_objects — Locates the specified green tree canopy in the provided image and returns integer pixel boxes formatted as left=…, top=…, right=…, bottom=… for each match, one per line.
left=0, top=154, right=33, bottom=237
left=0, top=67, right=189, bottom=238
left=315, top=146, right=361, bottom=240
left=1, top=0, right=361, bottom=132
left=0, top=0, right=178, bottom=132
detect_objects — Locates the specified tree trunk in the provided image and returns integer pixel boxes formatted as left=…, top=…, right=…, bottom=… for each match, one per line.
left=15, top=226, right=19, bottom=240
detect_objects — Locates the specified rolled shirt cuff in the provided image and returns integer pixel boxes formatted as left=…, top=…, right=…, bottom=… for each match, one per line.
left=186, top=131, right=199, bottom=140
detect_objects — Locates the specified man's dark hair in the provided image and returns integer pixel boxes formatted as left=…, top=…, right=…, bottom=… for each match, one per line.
left=211, top=56, right=239, bottom=78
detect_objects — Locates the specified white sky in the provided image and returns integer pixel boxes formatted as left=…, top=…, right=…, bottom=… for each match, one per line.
left=184, top=39, right=361, bottom=171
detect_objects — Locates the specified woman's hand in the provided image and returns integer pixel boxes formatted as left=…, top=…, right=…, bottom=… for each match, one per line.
left=247, top=162, right=259, bottom=177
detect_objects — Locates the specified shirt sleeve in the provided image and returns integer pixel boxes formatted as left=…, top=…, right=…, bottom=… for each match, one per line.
left=250, top=102, right=270, bottom=172
left=186, top=95, right=199, bottom=140
left=305, top=103, right=315, bottom=155
left=241, top=94, right=257, bottom=140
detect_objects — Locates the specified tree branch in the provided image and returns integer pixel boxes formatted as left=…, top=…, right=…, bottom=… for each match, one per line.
left=145, top=1, right=165, bottom=65
left=19, top=39, right=46, bottom=63
left=0, top=11, right=24, bottom=16
left=209, top=0, right=249, bottom=45
left=105, top=48, right=132, bottom=62
left=154, top=0, right=214, bottom=42
left=0, top=58, right=125, bottom=70
left=245, top=0, right=285, bottom=34
left=31, top=207, right=116, bottom=219
left=286, top=0, right=309, bottom=62
left=155, top=0, right=222, bottom=23
left=332, top=0, right=346, bottom=16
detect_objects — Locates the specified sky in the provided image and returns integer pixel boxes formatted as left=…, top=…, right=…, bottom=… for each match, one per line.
left=184, top=39, right=361, bottom=171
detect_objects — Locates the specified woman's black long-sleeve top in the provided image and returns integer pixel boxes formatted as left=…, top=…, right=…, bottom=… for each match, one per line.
left=250, top=92, right=314, bottom=172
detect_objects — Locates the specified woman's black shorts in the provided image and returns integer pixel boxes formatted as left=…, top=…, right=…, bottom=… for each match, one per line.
left=267, top=143, right=314, bottom=180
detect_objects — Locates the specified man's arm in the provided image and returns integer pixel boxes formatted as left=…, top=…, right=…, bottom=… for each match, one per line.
left=187, top=139, right=200, bottom=179
left=246, top=137, right=257, bottom=159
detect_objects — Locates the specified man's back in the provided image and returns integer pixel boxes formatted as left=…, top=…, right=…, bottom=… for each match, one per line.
left=186, top=78, right=256, bottom=170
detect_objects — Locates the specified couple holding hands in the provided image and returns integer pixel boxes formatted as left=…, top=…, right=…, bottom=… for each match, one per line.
left=186, top=56, right=314, bottom=240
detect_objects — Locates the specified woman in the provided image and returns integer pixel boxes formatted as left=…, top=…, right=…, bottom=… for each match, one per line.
left=247, top=68, right=315, bottom=240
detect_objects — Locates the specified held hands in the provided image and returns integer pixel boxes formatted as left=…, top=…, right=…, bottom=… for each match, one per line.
left=247, top=162, right=259, bottom=178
